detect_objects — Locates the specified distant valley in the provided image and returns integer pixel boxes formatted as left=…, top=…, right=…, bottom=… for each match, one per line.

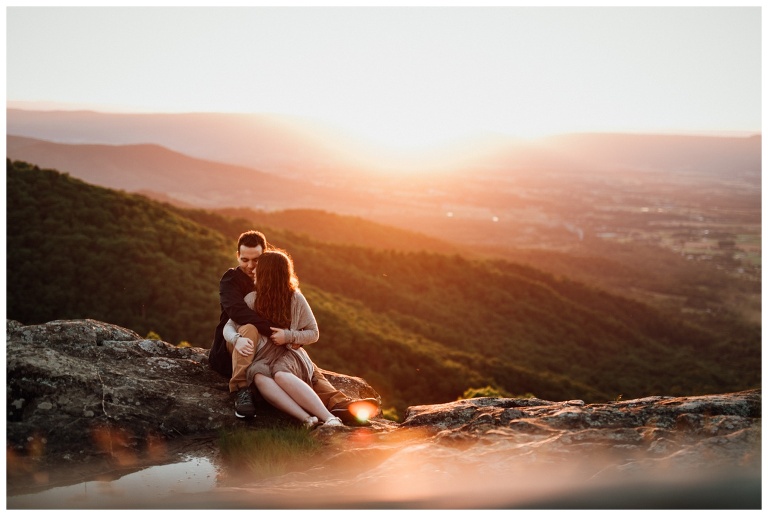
left=6, top=110, right=761, bottom=258
left=6, top=108, right=762, bottom=334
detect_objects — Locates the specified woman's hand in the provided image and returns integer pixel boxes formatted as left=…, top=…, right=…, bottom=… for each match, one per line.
left=270, top=327, right=296, bottom=348
left=234, top=336, right=254, bottom=356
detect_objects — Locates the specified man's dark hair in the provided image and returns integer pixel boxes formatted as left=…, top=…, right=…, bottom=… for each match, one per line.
left=237, top=230, right=267, bottom=252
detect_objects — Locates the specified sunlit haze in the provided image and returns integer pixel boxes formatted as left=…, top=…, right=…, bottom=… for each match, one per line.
left=6, top=6, right=762, bottom=154
left=3, top=9, right=763, bottom=510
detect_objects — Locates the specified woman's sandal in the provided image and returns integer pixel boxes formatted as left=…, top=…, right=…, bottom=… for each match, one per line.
left=303, top=416, right=320, bottom=429
left=322, top=416, right=344, bottom=427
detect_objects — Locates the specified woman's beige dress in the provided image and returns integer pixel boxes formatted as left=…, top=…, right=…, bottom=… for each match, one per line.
left=224, top=290, right=319, bottom=386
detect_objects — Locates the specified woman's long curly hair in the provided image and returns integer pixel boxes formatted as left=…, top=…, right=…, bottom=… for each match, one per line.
left=255, top=249, right=299, bottom=328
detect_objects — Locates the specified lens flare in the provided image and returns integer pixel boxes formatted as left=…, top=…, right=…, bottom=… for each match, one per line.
left=347, top=400, right=379, bottom=424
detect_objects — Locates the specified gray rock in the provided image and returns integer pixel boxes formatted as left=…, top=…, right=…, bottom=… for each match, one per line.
left=400, top=389, right=760, bottom=476
left=6, top=318, right=381, bottom=460
left=6, top=318, right=761, bottom=509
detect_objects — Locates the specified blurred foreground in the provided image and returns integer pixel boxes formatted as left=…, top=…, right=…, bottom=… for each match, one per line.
left=7, top=428, right=760, bottom=510
left=8, top=388, right=761, bottom=510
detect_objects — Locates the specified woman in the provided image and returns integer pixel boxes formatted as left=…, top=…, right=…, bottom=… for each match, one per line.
left=223, top=249, right=343, bottom=429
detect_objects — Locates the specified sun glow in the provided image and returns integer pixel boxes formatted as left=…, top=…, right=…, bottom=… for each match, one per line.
left=6, top=7, right=759, bottom=158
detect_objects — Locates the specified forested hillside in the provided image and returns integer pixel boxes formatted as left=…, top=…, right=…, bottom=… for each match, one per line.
left=6, top=161, right=233, bottom=345
left=6, top=161, right=760, bottom=416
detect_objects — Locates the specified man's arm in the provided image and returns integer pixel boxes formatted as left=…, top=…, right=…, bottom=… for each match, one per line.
left=219, top=270, right=277, bottom=336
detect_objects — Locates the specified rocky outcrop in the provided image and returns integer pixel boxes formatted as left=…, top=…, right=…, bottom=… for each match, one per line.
left=267, top=390, right=758, bottom=509
left=6, top=318, right=381, bottom=460
left=6, top=319, right=761, bottom=509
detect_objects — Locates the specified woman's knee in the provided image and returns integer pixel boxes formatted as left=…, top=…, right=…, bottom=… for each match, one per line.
left=273, top=370, right=294, bottom=385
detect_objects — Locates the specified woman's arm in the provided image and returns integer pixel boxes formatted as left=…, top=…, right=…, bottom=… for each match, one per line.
left=222, top=318, right=240, bottom=345
left=271, top=291, right=319, bottom=348
left=223, top=292, right=257, bottom=344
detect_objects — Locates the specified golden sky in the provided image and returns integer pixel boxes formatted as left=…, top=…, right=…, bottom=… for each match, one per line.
left=6, top=5, right=763, bottom=150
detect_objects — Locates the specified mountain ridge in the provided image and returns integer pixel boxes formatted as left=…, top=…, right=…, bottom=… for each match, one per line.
left=6, top=134, right=359, bottom=211
left=7, top=108, right=761, bottom=181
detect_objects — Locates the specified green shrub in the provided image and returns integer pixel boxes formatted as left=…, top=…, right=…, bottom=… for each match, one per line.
left=459, top=385, right=516, bottom=400
left=381, top=406, right=400, bottom=422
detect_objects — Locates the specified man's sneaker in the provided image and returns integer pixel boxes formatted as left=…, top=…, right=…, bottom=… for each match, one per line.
left=234, top=388, right=256, bottom=419
left=330, top=398, right=380, bottom=425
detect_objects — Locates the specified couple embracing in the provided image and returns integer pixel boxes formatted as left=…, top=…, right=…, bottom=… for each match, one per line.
left=209, top=230, right=380, bottom=429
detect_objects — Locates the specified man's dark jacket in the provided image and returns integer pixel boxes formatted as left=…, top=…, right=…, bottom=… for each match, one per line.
left=208, top=267, right=277, bottom=377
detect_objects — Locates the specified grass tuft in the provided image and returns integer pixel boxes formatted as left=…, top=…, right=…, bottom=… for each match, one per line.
left=218, top=425, right=322, bottom=479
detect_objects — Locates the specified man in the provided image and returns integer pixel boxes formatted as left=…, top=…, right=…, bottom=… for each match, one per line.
left=209, top=230, right=379, bottom=424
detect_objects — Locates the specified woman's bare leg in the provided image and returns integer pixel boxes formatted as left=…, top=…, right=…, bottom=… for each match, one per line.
left=273, top=371, right=336, bottom=422
left=253, top=374, right=311, bottom=422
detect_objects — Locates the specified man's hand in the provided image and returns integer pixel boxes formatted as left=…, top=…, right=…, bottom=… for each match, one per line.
left=234, top=336, right=254, bottom=356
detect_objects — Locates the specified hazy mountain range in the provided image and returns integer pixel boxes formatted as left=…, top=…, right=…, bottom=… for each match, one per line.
left=6, top=135, right=345, bottom=210
left=6, top=109, right=761, bottom=252
left=7, top=108, right=761, bottom=183
left=6, top=107, right=761, bottom=318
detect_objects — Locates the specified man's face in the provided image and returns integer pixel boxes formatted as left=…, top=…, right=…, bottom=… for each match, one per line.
left=237, top=245, right=263, bottom=280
